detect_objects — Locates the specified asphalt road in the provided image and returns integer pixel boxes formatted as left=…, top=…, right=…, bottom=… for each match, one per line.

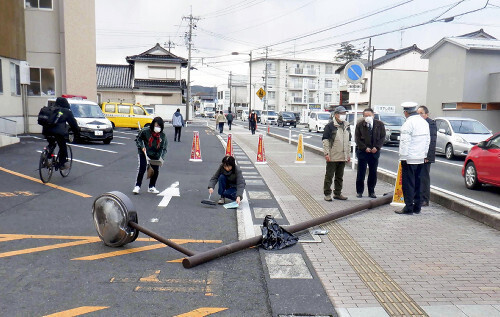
left=0, top=124, right=272, bottom=316
left=262, top=122, right=500, bottom=209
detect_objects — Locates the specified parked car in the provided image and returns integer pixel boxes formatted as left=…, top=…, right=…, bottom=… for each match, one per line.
left=435, top=117, right=493, bottom=160
left=254, top=110, right=262, bottom=123
left=308, top=111, right=331, bottom=133
left=293, top=112, right=301, bottom=123
left=462, top=132, right=500, bottom=189
left=277, top=112, right=296, bottom=127
left=48, top=96, right=113, bottom=144
left=101, top=102, right=153, bottom=129
left=240, top=110, right=249, bottom=121
left=347, top=111, right=381, bottom=134
left=378, top=113, right=406, bottom=145
left=261, top=110, right=278, bottom=125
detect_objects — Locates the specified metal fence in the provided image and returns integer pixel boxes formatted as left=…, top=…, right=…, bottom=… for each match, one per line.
left=0, top=117, right=17, bottom=137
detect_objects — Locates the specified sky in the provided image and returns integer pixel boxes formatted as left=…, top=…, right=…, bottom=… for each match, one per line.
left=95, top=0, right=500, bottom=87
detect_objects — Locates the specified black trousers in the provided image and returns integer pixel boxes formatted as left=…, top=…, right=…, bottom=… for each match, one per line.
left=401, top=161, right=423, bottom=212
left=228, top=120, right=232, bottom=130
left=421, top=162, right=432, bottom=203
left=250, top=122, right=256, bottom=134
left=356, top=150, right=380, bottom=195
left=47, top=134, right=68, bottom=164
left=135, top=152, right=159, bottom=188
left=174, top=127, right=182, bottom=141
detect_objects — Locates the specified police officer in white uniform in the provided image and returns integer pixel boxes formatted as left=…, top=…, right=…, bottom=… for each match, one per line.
left=396, top=102, right=430, bottom=215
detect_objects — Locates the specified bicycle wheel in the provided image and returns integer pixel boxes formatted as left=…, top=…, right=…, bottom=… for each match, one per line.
left=39, top=149, right=53, bottom=183
left=60, top=144, right=73, bottom=177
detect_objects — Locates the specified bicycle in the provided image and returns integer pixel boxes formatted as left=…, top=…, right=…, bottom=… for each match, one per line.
left=38, top=136, right=73, bottom=183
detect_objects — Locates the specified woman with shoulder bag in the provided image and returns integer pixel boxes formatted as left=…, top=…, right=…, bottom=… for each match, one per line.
left=133, top=117, right=168, bottom=194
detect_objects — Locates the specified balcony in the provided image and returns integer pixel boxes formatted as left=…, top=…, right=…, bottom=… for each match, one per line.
left=308, top=83, right=317, bottom=90
left=291, top=97, right=306, bottom=104
left=288, top=84, right=303, bottom=90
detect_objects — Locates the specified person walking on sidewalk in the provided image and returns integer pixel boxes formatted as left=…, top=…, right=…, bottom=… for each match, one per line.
left=396, top=102, right=430, bottom=215
left=226, top=110, right=234, bottom=130
left=216, top=111, right=226, bottom=134
left=172, top=108, right=185, bottom=142
left=249, top=110, right=258, bottom=135
left=322, top=106, right=351, bottom=201
left=133, top=117, right=168, bottom=195
left=208, top=156, right=246, bottom=205
left=355, top=108, right=386, bottom=198
left=417, top=105, right=437, bottom=207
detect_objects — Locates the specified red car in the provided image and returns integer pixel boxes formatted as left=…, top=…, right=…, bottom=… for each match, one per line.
left=462, top=133, right=500, bottom=189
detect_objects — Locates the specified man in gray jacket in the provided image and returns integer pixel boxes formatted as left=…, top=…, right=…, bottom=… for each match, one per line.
left=172, top=108, right=185, bottom=142
left=322, top=106, right=351, bottom=201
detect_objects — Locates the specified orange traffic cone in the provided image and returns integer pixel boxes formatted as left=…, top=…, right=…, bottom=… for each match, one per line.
left=295, top=134, right=306, bottom=163
left=225, top=133, right=233, bottom=157
left=189, top=131, right=202, bottom=162
left=255, top=134, right=267, bottom=165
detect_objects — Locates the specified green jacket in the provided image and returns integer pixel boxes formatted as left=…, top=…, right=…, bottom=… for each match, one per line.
left=135, top=127, right=167, bottom=160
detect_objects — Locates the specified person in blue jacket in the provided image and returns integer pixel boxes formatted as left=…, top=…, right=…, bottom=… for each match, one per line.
left=172, top=108, right=185, bottom=142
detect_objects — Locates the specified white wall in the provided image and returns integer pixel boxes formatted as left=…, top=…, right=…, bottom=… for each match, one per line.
left=134, top=61, right=181, bottom=80
left=488, top=72, right=500, bottom=102
left=463, top=50, right=500, bottom=102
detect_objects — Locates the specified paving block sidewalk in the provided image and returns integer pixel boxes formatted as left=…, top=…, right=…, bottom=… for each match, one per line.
left=229, top=123, right=500, bottom=317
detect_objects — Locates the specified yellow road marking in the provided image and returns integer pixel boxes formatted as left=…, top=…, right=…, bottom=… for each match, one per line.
left=167, top=258, right=184, bottom=263
left=72, top=243, right=167, bottom=260
left=43, top=306, right=108, bottom=317
left=174, top=307, right=228, bottom=317
left=0, top=240, right=98, bottom=258
left=0, top=166, right=92, bottom=198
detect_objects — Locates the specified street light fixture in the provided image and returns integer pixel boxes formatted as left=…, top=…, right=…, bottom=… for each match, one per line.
left=231, top=51, right=252, bottom=113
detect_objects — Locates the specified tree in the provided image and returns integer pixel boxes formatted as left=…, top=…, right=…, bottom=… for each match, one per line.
left=335, top=42, right=366, bottom=63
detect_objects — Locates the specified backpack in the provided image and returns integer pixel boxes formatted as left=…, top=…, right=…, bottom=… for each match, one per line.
left=37, top=105, right=61, bottom=127
left=226, top=113, right=233, bottom=121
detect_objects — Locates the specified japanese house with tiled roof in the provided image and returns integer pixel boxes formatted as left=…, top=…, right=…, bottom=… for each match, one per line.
left=96, top=43, right=187, bottom=107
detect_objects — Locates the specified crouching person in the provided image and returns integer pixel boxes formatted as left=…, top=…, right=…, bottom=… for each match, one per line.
left=208, top=156, right=246, bottom=205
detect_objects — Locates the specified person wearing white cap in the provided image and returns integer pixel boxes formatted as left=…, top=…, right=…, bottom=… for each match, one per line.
left=396, top=102, right=430, bottom=215
left=322, top=106, right=351, bottom=201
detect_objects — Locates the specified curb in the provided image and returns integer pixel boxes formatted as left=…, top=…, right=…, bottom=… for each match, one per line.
left=266, top=131, right=500, bottom=231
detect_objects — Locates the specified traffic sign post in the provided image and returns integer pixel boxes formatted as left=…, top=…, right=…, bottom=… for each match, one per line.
left=344, top=60, right=366, bottom=170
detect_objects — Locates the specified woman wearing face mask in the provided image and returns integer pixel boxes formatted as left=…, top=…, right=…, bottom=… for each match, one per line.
left=133, top=117, right=168, bottom=194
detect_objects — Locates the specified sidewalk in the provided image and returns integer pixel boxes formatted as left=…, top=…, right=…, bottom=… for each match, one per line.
left=227, top=122, right=500, bottom=317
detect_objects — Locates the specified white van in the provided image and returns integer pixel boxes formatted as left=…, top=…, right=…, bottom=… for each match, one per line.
left=308, top=111, right=331, bottom=133
left=48, top=95, right=113, bottom=144
left=261, top=110, right=278, bottom=125
left=240, top=110, right=249, bottom=121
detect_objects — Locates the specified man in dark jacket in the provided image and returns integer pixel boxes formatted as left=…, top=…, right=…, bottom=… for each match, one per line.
left=248, top=111, right=257, bottom=135
left=417, top=106, right=437, bottom=206
left=355, top=108, right=386, bottom=198
left=42, top=97, right=79, bottom=170
left=226, top=110, right=234, bottom=130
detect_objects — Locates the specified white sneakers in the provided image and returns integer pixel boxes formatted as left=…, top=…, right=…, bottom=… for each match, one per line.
left=148, top=187, right=160, bottom=194
left=133, top=186, right=159, bottom=194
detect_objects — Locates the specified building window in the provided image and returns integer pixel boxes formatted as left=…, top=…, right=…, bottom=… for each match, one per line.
left=28, top=67, right=55, bottom=96
left=10, top=63, right=20, bottom=96
left=325, top=80, right=333, bottom=89
left=268, top=77, right=276, bottom=86
left=442, top=103, right=457, bottom=110
left=268, top=91, right=276, bottom=100
left=481, top=103, right=487, bottom=110
left=25, top=0, right=52, bottom=9
left=325, top=94, right=332, bottom=102
left=0, top=61, right=3, bottom=94
left=325, top=65, right=333, bottom=74
left=266, top=62, right=275, bottom=71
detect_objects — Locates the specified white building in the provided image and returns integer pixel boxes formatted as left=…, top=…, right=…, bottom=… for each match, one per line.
left=336, top=45, right=428, bottom=111
left=249, top=58, right=342, bottom=113
left=422, top=29, right=500, bottom=132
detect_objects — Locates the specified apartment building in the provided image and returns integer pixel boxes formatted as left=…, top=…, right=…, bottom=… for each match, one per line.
left=0, top=0, right=96, bottom=134
left=250, top=58, right=342, bottom=113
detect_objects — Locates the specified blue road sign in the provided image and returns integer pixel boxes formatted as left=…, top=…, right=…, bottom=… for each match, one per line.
left=344, top=61, right=366, bottom=84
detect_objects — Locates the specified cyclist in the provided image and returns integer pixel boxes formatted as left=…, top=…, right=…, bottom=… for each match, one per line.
left=41, top=97, right=79, bottom=170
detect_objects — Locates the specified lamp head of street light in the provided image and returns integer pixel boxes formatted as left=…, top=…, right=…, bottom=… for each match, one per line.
left=443, top=17, right=454, bottom=23
left=231, top=52, right=240, bottom=55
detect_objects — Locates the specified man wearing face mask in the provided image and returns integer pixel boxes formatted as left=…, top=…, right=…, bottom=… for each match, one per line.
left=133, top=117, right=168, bottom=194
left=355, top=108, right=386, bottom=198
left=322, top=106, right=351, bottom=201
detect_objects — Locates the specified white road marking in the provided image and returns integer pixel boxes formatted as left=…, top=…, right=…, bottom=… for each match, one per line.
left=378, top=167, right=500, bottom=213
left=113, top=131, right=137, bottom=135
left=70, top=144, right=118, bottom=153
left=158, top=181, right=180, bottom=207
left=35, top=151, right=103, bottom=167
left=379, top=148, right=464, bottom=168
left=110, top=141, right=125, bottom=145
left=237, top=190, right=255, bottom=240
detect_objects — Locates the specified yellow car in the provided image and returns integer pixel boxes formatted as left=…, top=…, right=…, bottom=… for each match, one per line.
left=101, top=102, right=153, bottom=129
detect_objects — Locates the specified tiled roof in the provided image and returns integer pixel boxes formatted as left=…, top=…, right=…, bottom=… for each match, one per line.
left=126, top=43, right=188, bottom=67
left=134, top=79, right=187, bottom=90
left=97, top=64, right=133, bottom=89
left=422, top=37, right=500, bottom=59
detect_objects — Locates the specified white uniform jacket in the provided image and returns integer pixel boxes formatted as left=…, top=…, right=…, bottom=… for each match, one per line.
left=399, top=114, right=430, bottom=164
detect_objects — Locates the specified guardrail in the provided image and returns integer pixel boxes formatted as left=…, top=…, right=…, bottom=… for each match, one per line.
left=0, top=117, right=17, bottom=137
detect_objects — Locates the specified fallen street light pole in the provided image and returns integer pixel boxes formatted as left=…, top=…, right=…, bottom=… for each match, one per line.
left=182, top=193, right=393, bottom=268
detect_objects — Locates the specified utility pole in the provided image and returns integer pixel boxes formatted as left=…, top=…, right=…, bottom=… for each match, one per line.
left=164, top=37, right=175, bottom=52
left=264, top=47, right=268, bottom=113
left=183, top=10, right=198, bottom=120
left=249, top=51, right=252, bottom=113
left=368, top=45, right=374, bottom=109
left=229, top=71, right=232, bottom=112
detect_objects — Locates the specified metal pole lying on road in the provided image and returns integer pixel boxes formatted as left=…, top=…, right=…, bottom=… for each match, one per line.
left=182, top=193, right=392, bottom=268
